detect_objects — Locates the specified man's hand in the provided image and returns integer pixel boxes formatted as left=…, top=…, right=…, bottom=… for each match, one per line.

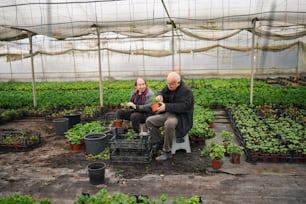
left=156, top=95, right=163, bottom=102
left=157, top=102, right=165, bottom=112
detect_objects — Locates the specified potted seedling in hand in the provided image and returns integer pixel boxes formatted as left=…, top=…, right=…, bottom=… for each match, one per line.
left=150, top=98, right=161, bottom=112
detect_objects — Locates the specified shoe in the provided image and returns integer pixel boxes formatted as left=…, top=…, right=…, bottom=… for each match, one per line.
left=155, top=151, right=172, bottom=161
left=176, top=137, right=185, bottom=143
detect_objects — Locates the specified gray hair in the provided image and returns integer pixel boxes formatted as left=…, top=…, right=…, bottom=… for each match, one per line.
left=168, top=72, right=181, bottom=83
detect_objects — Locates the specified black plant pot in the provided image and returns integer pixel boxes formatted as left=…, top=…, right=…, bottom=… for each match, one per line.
left=84, top=133, right=108, bottom=155
left=53, top=118, right=69, bottom=135
left=65, top=111, right=81, bottom=129
left=88, top=162, right=106, bottom=185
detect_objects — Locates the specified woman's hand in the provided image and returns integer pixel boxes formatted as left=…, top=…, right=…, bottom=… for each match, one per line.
left=127, top=102, right=136, bottom=109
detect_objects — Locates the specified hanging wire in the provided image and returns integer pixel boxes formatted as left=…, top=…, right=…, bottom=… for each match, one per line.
left=0, top=0, right=125, bottom=8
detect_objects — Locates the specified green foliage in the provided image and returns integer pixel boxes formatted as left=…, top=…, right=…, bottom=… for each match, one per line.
left=209, top=144, right=226, bottom=160
left=200, top=146, right=211, bottom=157
left=0, top=194, right=51, bottom=204
left=150, top=97, right=160, bottom=103
left=226, top=143, right=244, bottom=155
left=205, top=128, right=215, bottom=139
left=73, top=189, right=201, bottom=204
left=201, top=139, right=225, bottom=160
left=0, top=78, right=305, bottom=109
left=220, top=130, right=233, bottom=141
left=189, top=104, right=213, bottom=138
left=65, top=121, right=107, bottom=144
left=86, top=147, right=110, bottom=160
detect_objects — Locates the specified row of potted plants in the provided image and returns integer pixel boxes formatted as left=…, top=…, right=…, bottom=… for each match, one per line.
left=188, top=104, right=214, bottom=141
left=200, top=131, right=244, bottom=169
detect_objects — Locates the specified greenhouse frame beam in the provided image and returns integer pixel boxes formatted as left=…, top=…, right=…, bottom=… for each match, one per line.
left=28, top=32, right=37, bottom=108
left=93, top=25, right=104, bottom=108
left=250, top=17, right=259, bottom=106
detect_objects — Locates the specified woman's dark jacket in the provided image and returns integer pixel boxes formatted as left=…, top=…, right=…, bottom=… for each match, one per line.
left=129, top=87, right=154, bottom=113
left=159, top=80, right=194, bottom=138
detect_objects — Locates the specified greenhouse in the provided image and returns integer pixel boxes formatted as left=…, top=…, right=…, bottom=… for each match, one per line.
left=0, top=0, right=305, bottom=204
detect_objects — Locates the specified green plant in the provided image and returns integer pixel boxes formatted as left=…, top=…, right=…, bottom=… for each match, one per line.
left=200, top=146, right=211, bottom=157
left=125, top=129, right=137, bottom=140
left=86, top=147, right=110, bottom=160
left=65, top=121, right=107, bottom=145
left=209, top=144, right=226, bottom=160
left=30, top=135, right=40, bottom=142
left=226, top=143, right=244, bottom=155
left=206, top=128, right=215, bottom=139
left=220, top=130, right=233, bottom=142
left=189, top=104, right=209, bottom=138
left=0, top=194, right=51, bottom=204
left=202, top=108, right=214, bottom=123
left=150, top=97, right=160, bottom=104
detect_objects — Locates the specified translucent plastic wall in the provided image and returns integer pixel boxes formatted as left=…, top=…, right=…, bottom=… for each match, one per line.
left=0, top=34, right=304, bottom=82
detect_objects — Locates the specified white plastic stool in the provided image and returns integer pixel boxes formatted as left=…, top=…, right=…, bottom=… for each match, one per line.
left=171, top=134, right=191, bottom=154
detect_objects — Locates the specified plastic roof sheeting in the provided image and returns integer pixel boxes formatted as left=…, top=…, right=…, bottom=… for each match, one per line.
left=0, top=0, right=305, bottom=82
left=0, top=0, right=305, bottom=41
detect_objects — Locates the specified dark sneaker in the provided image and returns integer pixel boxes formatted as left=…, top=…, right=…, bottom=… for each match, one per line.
left=155, top=151, right=172, bottom=161
left=176, top=137, right=185, bottom=143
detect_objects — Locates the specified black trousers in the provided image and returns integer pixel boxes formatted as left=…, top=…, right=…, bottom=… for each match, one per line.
left=116, top=109, right=148, bottom=133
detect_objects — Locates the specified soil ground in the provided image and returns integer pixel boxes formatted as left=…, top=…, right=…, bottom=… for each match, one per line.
left=0, top=109, right=305, bottom=204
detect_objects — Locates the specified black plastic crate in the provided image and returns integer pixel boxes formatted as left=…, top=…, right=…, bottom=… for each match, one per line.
left=109, top=131, right=152, bottom=150
left=110, top=148, right=153, bottom=163
left=109, top=129, right=153, bottom=163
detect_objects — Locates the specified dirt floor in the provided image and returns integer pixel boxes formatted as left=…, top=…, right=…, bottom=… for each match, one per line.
left=0, top=110, right=306, bottom=204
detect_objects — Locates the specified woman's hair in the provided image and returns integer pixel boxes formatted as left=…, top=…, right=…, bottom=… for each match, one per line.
left=134, top=78, right=146, bottom=86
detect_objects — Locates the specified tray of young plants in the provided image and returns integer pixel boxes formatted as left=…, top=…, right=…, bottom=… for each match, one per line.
left=227, top=105, right=306, bottom=163
left=0, top=129, right=41, bottom=152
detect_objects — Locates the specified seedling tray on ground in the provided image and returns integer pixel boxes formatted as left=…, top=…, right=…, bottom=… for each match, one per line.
left=0, top=129, right=42, bottom=152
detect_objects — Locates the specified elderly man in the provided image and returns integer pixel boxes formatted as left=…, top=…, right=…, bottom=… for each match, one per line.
left=146, top=72, right=194, bottom=161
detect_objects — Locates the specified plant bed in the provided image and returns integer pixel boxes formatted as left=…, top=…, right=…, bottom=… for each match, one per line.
left=0, top=129, right=41, bottom=152
left=227, top=104, right=306, bottom=163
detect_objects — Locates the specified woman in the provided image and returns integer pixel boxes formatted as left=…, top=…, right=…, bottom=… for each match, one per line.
left=115, top=78, right=154, bottom=133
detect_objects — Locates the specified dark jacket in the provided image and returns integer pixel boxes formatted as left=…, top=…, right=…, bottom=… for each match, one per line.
left=129, top=87, right=154, bottom=113
left=159, top=80, right=194, bottom=138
